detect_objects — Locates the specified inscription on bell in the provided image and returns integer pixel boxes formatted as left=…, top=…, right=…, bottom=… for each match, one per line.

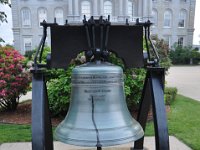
left=84, top=89, right=111, bottom=93
left=72, top=73, right=123, bottom=85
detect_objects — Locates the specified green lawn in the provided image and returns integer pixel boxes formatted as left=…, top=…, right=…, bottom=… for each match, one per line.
left=0, top=95, right=200, bottom=149
left=145, top=95, right=200, bottom=150
left=0, top=124, right=31, bottom=143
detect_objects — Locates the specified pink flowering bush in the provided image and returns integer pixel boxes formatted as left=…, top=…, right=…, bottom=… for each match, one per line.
left=0, top=46, right=31, bottom=111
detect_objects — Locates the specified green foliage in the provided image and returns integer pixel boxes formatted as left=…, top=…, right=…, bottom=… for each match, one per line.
left=24, top=50, right=35, bottom=60
left=170, top=45, right=200, bottom=65
left=190, top=48, right=200, bottom=64
left=47, top=66, right=74, bottom=116
left=0, top=0, right=10, bottom=44
left=164, top=87, right=177, bottom=105
left=151, top=36, right=172, bottom=70
left=33, top=47, right=81, bottom=116
left=109, top=53, right=146, bottom=109
left=124, top=68, right=146, bottom=109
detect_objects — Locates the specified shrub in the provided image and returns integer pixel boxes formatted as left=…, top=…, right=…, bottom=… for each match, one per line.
left=151, top=36, right=172, bottom=70
left=47, top=66, right=74, bottom=116
left=164, top=87, right=178, bottom=105
left=108, top=53, right=146, bottom=110
left=0, top=46, right=31, bottom=111
left=24, top=50, right=35, bottom=60
left=190, top=48, right=200, bottom=65
left=34, top=47, right=77, bottom=116
left=170, top=45, right=200, bottom=65
left=124, top=68, right=146, bottom=110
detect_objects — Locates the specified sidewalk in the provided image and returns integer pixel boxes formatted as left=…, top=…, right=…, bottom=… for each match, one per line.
left=19, top=91, right=32, bottom=103
left=0, top=136, right=192, bottom=150
left=166, top=65, right=200, bottom=101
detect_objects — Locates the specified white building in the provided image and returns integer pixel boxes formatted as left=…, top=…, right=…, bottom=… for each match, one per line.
left=10, top=0, right=196, bottom=54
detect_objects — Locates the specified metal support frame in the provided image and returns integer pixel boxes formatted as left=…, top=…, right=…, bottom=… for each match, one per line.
left=31, top=70, right=53, bottom=150
left=132, top=67, right=169, bottom=150
left=31, top=17, right=169, bottom=150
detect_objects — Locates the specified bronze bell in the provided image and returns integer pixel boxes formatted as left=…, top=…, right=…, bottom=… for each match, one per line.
left=55, top=61, right=144, bottom=147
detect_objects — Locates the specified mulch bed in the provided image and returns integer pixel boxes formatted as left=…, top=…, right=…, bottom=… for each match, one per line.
left=0, top=101, right=170, bottom=126
left=0, top=101, right=63, bottom=126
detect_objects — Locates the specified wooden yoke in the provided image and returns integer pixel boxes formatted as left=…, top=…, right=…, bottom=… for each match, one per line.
left=50, top=25, right=144, bottom=69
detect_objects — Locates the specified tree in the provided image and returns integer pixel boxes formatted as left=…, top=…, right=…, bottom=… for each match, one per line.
left=0, top=0, right=10, bottom=44
left=0, top=0, right=10, bottom=23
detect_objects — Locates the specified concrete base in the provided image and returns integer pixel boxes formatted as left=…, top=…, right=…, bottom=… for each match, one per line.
left=0, top=136, right=192, bottom=150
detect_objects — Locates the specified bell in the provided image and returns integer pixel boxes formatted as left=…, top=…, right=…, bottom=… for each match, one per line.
left=55, top=61, right=144, bottom=147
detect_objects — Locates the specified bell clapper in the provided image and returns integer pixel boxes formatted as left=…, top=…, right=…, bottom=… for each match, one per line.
left=97, top=147, right=102, bottom=150
left=91, top=95, right=102, bottom=149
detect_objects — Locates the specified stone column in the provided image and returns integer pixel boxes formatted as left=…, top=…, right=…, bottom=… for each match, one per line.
left=124, top=0, right=128, bottom=17
left=74, top=0, right=80, bottom=21
left=68, top=0, right=73, bottom=15
left=119, top=0, right=123, bottom=16
left=148, top=0, right=152, bottom=18
left=143, top=0, right=147, bottom=18
left=138, top=0, right=143, bottom=17
left=67, top=0, right=73, bottom=21
left=100, top=0, right=104, bottom=16
left=93, top=0, right=98, bottom=17
left=118, top=0, right=124, bottom=21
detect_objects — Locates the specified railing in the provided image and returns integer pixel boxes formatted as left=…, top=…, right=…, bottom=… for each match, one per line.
left=73, top=16, right=153, bottom=23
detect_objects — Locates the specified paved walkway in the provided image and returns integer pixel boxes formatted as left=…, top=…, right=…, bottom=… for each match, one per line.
left=166, top=65, right=200, bottom=101
left=0, top=136, right=192, bottom=150
left=19, top=91, right=32, bottom=103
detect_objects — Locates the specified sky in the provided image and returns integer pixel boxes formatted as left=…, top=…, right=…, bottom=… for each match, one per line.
left=0, top=1, right=200, bottom=45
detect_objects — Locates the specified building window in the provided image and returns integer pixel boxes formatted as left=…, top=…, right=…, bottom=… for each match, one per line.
left=104, top=1, right=112, bottom=17
left=178, top=9, right=187, bottom=28
left=81, top=1, right=91, bottom=19
left=38, top=8, right=47, bottom=26
left=163, top=35, right=171, bottom=47
left=164, top=10, right=172, bottom=27
left=21, top=8, right=31, bottom=27
left=128, top=1, right=134, bottom=19
left=152, top=9, right=158, bottom=26
left=23, top=38, right=32, bottom=52
left=178, top=36, right=184, bottom=47
left=55, top=8, right=64, bottom=25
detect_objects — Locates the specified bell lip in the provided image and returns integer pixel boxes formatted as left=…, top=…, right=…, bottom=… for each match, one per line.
left=55, top=129, right=144, bottom=147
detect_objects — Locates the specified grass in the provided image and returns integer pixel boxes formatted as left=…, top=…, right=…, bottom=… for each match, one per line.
left=145, top=95, right=200, bottom=150
left=0, top=95, right=200, bottom=149
left=0, top=124, right=31, bottom=143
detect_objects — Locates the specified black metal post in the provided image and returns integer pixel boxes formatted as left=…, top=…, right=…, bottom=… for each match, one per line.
left=149, top=68, right=169, bottom=150
left=31, top=70, right=53, bottom=150
left=133, top=67, right=169, bottom=150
